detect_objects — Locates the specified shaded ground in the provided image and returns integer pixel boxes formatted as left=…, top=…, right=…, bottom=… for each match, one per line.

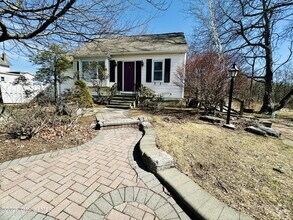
left=0, top=114, right=99, bottom=163
left=130, top=108, right=293, bottom=220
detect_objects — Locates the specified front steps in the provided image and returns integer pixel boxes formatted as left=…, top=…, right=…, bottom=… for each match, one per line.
left=106, top=94, right=136, bottom=109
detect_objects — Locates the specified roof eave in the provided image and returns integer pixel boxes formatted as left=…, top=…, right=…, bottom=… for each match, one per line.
left=73, top=49, right=188, bottom=59
left=110, top=50, right=188, bottom=55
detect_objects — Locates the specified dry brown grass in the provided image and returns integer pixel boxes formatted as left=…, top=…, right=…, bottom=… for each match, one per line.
left=130, top=109, right=293, bottom=220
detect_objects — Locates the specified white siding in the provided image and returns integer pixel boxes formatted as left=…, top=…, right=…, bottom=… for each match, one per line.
left=61, top=53, right=186, bottom=99
left=0, top=66, right=9, bottom=73
left=110, top=53, right=185, bottom=98
left=60, top=65, right=76, bottom=93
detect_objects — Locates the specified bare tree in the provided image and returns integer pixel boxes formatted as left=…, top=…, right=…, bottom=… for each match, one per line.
left=0, top=0, right=169, bottom=50
left=187, top=0, right=293, bottom=113
left=176, top=51, right=229, bottom=113
left=219, top=0, right=293, bottom=113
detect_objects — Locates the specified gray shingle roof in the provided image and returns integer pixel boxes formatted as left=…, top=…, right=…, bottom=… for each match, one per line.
left=72, top=32, right=188, bottom=58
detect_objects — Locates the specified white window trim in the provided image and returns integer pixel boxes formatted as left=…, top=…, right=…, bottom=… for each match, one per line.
left=152, top=60, right=164, bottom=82
left=79, top=60, right=105, bottom=81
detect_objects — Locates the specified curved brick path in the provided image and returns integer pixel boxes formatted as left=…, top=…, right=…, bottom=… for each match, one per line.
left=0, top=118, right=190, bottom=219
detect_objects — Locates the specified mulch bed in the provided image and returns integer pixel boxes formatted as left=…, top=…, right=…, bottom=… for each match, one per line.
left=0, top=115, right=99, bottom=163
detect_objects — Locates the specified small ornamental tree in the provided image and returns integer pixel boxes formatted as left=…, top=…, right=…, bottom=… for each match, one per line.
left=176, top=51, right=229, bottom=113
left=31, top=44, right=71, bottom=104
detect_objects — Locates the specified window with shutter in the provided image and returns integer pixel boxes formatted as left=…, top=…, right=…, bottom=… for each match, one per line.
left=153, top=61, right=163, bottom=81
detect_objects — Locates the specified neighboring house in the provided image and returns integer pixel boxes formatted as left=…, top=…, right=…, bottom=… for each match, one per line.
left=61, top=32, right=188, bottom=99
left=0, top=53, right=11, bottom=73
left=0, top=53, right=45, bottom=104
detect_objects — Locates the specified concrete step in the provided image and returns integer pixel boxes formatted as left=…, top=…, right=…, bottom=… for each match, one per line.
left=109, top=100, right=134, bottom=104
left=115, top=93, right=136, bottom=97
left=111, top=97, right=136, bottom=101
left=108, top=102, right=132, bottom=107
left=106, top=104, right=131, bottom=109
left=107, top=94, right=136, bottom=109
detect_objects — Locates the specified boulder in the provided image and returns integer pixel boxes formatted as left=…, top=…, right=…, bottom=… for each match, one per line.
left=243, top=108, right=254, bottom=113
left=260, top=120, right=272, bottom=128
left=258, top=126, right=281, bottom=137
left=245, top=126, right=267, bottom=136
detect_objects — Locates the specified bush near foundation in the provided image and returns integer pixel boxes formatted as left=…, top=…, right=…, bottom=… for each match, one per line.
left=69, top=80, right=94, bottom=108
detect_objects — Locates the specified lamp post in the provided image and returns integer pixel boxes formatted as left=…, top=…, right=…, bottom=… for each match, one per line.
left=224, top=63, right=239, bottom=129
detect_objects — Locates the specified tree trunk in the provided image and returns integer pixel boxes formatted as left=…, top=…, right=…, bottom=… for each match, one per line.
left=259, top=47, right=274, bottom=113
left=259, top=2, right=274, bottom=113
left=273, top=89, right=293, bottom=111
left=54, top=70, right=58, bottom=103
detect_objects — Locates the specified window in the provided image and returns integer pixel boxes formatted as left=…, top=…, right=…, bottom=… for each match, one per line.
left=0, top=77, right=4, bottom=82
left=153, top=61, right=163, bottom=81
left=81, top=60, right=105, bottom=81
left=81, top=61, right=98, bottom=80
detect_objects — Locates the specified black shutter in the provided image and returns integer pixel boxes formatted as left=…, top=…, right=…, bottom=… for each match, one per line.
left=117, top=61, right=122, bottom=91
left=76, top=61, right=80, bottom=80
left=136, top=61, right=142, bottom=90
left=110, top=60, right=116, bottom=82
left=164, top=58, right=171, bottom=83
left=146, top=59, right=152, bottom=83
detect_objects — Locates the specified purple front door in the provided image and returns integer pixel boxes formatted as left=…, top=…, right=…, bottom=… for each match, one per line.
left=124, top=62, right=135, bottom=91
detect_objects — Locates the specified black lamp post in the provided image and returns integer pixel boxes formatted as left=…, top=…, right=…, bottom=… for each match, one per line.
left=224, top=63, right=239, bottom=129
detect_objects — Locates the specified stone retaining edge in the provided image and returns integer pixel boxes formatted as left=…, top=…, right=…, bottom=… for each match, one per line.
left=138, top=119, right=254, bottom=220
left=138, top=121, right=174, bottom=173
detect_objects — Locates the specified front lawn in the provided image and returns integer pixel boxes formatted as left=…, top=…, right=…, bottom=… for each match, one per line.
left=130, top=109, right=293, bottom=220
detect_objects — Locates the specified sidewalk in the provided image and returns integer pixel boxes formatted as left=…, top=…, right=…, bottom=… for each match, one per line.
left=0, top=109, right=190, bottom=219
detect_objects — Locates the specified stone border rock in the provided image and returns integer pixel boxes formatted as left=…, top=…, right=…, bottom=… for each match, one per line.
left=138, top=121, right=174, bottom=173
left=138, top=119, right=254, bottom=220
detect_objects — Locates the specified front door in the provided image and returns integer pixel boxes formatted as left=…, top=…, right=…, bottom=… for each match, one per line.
left=124, top=62, right=135, bottom=92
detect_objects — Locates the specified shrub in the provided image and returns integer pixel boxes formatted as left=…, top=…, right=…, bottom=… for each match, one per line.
left=69, top=80, right=94, bottom=108
left=1, top=101, right=81, bottom=140
left=137, top=85, right=155, bottom=98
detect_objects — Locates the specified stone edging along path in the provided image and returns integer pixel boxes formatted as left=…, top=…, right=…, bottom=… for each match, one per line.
left=137, top=118, right=254, bottom=220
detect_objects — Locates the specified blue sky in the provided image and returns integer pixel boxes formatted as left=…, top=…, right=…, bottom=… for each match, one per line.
left=6, top=1, right=193, bottom=74
left=147, top=1, right=193, bottom=36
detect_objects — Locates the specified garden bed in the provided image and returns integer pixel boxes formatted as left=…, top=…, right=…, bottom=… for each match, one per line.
left=0, top=114, right=98, bottom=163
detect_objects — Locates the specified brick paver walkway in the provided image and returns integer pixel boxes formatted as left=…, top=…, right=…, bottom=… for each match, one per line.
left=0, top=110, right=190, bottom=220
